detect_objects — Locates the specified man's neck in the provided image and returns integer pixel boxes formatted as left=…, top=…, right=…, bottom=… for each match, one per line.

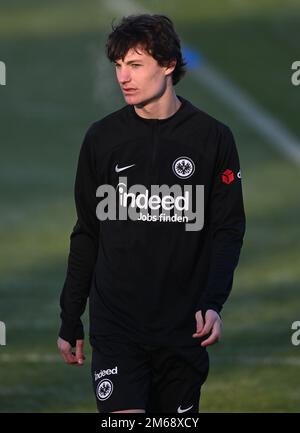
left=134, top=89, right=181, bottom=120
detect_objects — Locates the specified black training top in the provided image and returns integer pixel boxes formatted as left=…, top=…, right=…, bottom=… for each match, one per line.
left=59, top=95, right=246, bottom=347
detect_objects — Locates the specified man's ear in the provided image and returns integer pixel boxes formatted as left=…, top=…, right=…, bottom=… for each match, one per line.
left=164, top=59, right=177, bottom=76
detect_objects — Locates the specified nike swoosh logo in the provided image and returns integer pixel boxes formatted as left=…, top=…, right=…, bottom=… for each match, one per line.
left=115, top=163, right=136, bottom=173
left=177, top=405, right=193, bottom=413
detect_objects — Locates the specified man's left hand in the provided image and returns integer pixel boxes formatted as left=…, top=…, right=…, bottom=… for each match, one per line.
left=192, top=309, right=222, bottom=347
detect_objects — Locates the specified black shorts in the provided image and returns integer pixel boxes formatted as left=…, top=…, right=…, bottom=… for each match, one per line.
left=90, top=335, right=209, bottom=413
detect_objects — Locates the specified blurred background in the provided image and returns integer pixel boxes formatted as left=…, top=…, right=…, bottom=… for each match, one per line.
left=0, top=0, right=300, bottom=412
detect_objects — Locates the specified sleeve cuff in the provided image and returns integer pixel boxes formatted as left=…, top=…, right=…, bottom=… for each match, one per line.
left=58, top=320, right=84, bottom=347
left=196, top=302, right=222, bottom=318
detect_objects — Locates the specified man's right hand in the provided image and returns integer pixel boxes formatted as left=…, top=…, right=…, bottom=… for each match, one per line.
left=57, top=337, right=85, bottom=366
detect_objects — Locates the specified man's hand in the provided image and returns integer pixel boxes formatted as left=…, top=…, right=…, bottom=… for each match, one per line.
left=57, top=337, right=85, bottom=366
left=192, top=309, right=222, bottom=347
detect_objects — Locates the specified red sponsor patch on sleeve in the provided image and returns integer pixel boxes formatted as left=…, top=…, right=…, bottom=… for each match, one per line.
left=221, top=169, right=234, bottom=184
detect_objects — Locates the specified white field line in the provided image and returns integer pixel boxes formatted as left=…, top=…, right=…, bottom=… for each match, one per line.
left=194, top=63, right=300, bottom=164
left=0, top=353, right=61, bottom=363
left=1, top=353, right=300, bottom=365
left=103, top=0, right=148, bottom=15
left=88, top=41, right=121, bottom=110
left=101, top=0, right=300, bottom=165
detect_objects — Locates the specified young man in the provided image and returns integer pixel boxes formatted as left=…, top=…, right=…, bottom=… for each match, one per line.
left=57, top=14, right=246, bottom=413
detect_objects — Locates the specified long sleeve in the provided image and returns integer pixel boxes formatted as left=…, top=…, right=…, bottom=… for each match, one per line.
left=197, top=124, right=246, bottom=316
left=58, top=126, right=100, bottom=346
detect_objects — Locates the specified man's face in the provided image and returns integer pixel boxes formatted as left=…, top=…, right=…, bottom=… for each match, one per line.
left=115, top=45, right=173, bottom=106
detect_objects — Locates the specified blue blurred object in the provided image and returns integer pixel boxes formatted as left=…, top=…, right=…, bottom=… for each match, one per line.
left=182, top=46, right=204, bottom=69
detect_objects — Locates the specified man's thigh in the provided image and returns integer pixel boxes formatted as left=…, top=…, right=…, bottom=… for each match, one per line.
left=91, top=336, right=151, bottom=413
left=145, top=344, right=209, bottom=413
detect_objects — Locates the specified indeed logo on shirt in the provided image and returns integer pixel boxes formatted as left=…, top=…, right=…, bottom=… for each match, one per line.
left=96, top=176, right=204, bottom=232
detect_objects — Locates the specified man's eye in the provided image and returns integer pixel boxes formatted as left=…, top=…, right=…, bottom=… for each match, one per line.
left=131, top=64, right=141, bottom=68
left=115, top=64, right=120, bottom=68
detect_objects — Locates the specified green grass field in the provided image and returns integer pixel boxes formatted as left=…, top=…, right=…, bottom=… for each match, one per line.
left=0, top=0, right=300, bottom=412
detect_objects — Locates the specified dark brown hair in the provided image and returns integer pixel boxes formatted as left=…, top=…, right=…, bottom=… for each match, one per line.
left=105, top=14, right=186, bottom=85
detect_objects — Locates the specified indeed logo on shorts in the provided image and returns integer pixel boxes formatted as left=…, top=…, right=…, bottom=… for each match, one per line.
left=94, top=366, right=118, bottom=381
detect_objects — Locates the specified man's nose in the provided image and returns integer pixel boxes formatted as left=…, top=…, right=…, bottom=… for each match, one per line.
left=117, top=67, right=131, bottom=84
